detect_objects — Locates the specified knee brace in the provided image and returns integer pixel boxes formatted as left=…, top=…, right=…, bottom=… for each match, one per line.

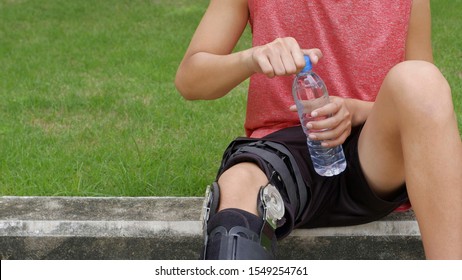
left=200, top=138, right=309, bottom=259
left=201, top=182, right=285, bottom=260
left=219, top=139, right=309, bottom=223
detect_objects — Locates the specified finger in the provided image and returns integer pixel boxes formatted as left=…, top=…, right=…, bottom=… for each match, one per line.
left=309, top=109, right=352, bottom=137
left=275, top=38, right=301, bottom=75
left=311, top=102, right=340, bottom=118
left=281, top=50, right=298, bottom=75
left=320, top=130, right=350, bottom=147
left=252, top=44, right=283, bottom=77
left=302, top=48, right=323, bottom=65
left=309, top=122, right=344, bottom=141
left=269, top=54, right=288, bottom=76
left=311, top=118, right=351, bottom=146
left=272, top=37, right=304, bottom=72
left=307, top=115, right=340, bottom=131
left=288, top=44, right=305, bottom=72
left=254, top=54, right=275, bottom=77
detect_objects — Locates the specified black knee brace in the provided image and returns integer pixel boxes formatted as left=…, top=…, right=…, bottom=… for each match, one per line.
left=219, top=139, right=309, bottom=223
left=200, top=138, right=309, bottom=259
left=201, top=182, right=285, bottom=260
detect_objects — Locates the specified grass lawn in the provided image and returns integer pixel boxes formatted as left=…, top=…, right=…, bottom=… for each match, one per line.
left=0, top=0, right=460, bottom=197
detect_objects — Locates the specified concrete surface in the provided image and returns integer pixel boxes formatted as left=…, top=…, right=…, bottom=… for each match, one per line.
left=0, top=196, right=424, bottom=260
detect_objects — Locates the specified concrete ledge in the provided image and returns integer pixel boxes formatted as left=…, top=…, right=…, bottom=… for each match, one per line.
left=0, top=196, right=424, bottom=260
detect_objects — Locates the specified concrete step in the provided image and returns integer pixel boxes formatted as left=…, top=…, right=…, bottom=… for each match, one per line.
left=0, top=196, right=424, bottom=260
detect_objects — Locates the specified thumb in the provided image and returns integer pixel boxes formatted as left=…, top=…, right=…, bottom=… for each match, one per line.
left=302, top=48, right=323, bottom=65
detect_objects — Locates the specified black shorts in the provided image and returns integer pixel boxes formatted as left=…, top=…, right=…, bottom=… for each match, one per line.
left=217, top=125, right=408, bottom=238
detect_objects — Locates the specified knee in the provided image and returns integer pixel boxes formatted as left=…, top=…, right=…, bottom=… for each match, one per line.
left=383, top=61, right=453, bottom=122
left=216, top=162, right=268, bottom=213
left=218, top=162, right=268, bottom=191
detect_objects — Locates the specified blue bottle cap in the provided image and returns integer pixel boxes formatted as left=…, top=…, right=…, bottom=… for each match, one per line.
left=301, top=55, right=312, bottom=73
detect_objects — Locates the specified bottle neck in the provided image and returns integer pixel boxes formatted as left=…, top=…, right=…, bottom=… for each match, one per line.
left=297, top=70, right=311, bottom=77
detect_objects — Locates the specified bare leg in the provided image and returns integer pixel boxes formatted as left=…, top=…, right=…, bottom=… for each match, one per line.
left=359, top=61, right=462, bottom=259
left=217, top=162, right=268, bottom=215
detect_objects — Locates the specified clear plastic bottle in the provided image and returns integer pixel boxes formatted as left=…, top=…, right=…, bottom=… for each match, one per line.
left=292, top=55, right=346, bottom=176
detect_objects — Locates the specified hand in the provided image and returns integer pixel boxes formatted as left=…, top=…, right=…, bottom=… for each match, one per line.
left=246, top=37, right=322, bottom=78
left=291, top=96, right=353, bottom=147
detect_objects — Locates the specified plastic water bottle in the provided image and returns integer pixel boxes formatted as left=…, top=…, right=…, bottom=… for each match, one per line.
left=292, top=55, right=346, bottom=176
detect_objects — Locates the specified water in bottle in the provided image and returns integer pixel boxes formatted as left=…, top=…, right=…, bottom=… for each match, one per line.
left=292, top=55, right=346, bottom=176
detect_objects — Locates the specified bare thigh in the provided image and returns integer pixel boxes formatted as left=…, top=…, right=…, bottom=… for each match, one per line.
left=358, top=60, right=453, bottom=198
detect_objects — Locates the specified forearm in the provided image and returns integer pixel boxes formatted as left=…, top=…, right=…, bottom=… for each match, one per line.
left=175, top=49, right=253, bottom=100
left=405, top=0, right=433, bottom=62
left=345, top=98, right=374, bottom=126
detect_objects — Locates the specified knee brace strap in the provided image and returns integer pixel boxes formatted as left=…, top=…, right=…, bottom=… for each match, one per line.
left=207, top=226, right=273, bottom=260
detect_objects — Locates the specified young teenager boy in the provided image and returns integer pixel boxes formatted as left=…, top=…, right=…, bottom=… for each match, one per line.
left=176, top=0, right=462, bottom=259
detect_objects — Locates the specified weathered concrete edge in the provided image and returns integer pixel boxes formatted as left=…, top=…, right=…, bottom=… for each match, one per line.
left=0, top=196, right=420, bottom=238
left=0, top=196, right=424, bottom=260
left=0, top=220, right=420, bottom=238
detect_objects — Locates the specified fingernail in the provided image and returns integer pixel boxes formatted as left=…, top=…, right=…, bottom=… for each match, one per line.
left=311, top=111, right=318, bottom=117
left=309, top=134, right=316, bottom=140
left=321, top=142, right=329, bottom=147
left=306, top=123, right=313, bottom=129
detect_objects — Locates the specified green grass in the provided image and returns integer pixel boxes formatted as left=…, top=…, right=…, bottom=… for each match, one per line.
left=432, top=0, right=462, bottom=127
left=0, top=0, right=250, bottom=196
left=0, top=0, right=460, bottom=197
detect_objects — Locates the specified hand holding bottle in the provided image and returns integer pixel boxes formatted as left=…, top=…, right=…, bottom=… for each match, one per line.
left=292, top=55, right=347, bottom=176
left=294, top=96, right=353, bottom=148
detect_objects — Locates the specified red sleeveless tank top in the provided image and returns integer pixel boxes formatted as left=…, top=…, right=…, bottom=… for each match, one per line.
left=245, top=0, right=412, bottom=137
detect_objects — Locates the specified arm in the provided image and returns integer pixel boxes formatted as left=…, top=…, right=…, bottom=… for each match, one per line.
left=175, top=0, right=251, bottom=100
left=175, top=0, right=321, bottom=100
left=405, top=0, right=433, bottom=62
